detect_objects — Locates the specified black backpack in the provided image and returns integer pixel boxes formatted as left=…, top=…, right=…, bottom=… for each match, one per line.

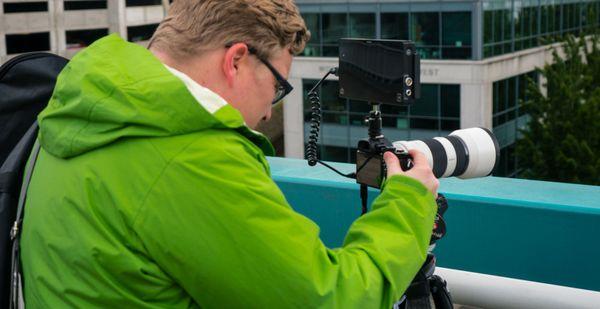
left=0, top=53, right=68, bottom=308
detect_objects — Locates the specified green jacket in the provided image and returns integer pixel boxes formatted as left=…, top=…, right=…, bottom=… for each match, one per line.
left=21, top=35, right=436, bottom=308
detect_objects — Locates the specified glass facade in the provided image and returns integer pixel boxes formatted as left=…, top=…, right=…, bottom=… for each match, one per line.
left=484, top=0, right=600, bottom=58
left=303, top=80, right=460, bottom=163
left=301, top=11, right=472, bottom=59
left=442, top=12, right=472, bottom=59
left=298, top=1, right=600, bottom=60
left=302, top=12, right=376, bottom=57
left=492, top=71, right=538, bottom=177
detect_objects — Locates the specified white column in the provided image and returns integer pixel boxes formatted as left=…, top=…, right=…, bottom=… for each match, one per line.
left=51, top=0, right=66, bottom=56
left=283, top=77, right=305, bottom=159
left=48, top=0, right=66, bottom=56
left=48, top=0, right=57, bottom=53
left=161, top=0, right=170, bottom=14
left=0, top=0, right=7, bottom=62
left=108, top=0, right=127, bottom=39
left=461, top=82, right=493, bottom=129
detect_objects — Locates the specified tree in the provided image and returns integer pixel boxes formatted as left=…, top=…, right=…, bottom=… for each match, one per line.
left=516, top=32, right=600, bottom=185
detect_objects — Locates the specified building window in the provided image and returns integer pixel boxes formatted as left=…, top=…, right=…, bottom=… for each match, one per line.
left=440, top=84, right=461, bottom=130
left=303, top=80, right=460, bottom=163
left=299, top=9, right=472, bottom=60
left=411, top=12, right=440, bottom=59
left=514, top=0, right=540, bottom=51
left=301, top=13, right=321, bottom=56
left=64, top=1, right=107, bottom=10
left=3, top=2, right=47, bottom=13
left=349, top=13, right=376, bottom=39
left=6, top=33, right=50, bottom=54
left=381, top=13, right=409, bottom=40
left=66, top=29, right=109, bottom=49
left=483, top=1, right=512, bottom=58
left=127, top=24, right=159, bottom=42
left=484, top=0, right=598, bottom=58
left=540, top=0, right=560, bottom=42
left=411, top=84, right=440, bottom=130
left=322, top=13, right=347, bottom=57
left=442, top=12, right=472, bottom=59
left=126, top=0, right=161, bottom=6
left=492, top=71, right=538, bottom=177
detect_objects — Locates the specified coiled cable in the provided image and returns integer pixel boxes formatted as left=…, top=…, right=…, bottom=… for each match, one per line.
left=306, top=89, right=322, bottom=166
left=305, top=67, right=337, bottom=166
left=304, top=68, right=357, bottom=179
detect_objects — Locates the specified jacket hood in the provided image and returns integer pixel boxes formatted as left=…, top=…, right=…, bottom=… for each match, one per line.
left=38, top=34, right=274, bottom=158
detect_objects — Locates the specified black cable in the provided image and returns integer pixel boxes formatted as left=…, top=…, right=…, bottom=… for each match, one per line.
left=360, top=184, right=368, bottom=215
left=316, top=160, right=355, bottom=178
left=356, top=154, right=374, bottom=174
left=306, top=67, right=338, bottom=167
left=304, top=67, right=356, bottom=180
left=305, top=89, right=322, bottom=167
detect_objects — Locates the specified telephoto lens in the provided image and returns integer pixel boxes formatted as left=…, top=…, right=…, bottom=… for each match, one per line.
left=392, top=127, right=500, bottom=179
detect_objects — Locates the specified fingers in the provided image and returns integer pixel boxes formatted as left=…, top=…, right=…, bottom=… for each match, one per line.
left=405, top=149, right=439, bottom=197
left=384, top=150, right=438, bottom=197
left=383, top=151, right=403, bottom=178
left=408, top=149, right=429, bottom=167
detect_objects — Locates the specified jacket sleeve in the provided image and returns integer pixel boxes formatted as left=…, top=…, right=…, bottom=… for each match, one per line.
left=133, top=135, right=437, bottom=308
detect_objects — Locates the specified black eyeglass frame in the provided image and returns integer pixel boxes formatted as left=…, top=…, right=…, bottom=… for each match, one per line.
left=225, top=43, right=293, bottom=104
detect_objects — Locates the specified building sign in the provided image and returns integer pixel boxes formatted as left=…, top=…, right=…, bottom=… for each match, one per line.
left=421, top=67, right=440, bottom=77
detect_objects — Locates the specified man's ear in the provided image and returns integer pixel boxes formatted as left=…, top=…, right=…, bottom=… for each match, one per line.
left=222, top=43, right=249, bottom=87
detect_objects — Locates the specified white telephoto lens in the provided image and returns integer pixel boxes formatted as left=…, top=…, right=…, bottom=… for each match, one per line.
left=434, top=137, right=457, bottom=178
left=392, top=140, right=434, bottom=169
left=449, top=127, right=499, bottom=178
left=392, top=127, right=499, bottom=179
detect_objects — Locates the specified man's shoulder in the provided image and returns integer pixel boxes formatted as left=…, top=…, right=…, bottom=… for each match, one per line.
left=148, top=129, right=268, bottom=170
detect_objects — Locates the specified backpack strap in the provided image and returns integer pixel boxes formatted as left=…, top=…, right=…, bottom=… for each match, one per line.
left=9, top=138, right=41, bottom=309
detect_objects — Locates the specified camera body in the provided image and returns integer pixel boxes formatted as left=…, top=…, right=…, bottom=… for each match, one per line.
left=355, top=109, right=412, bottom=189
left=356, top=140, right=411, bottom=189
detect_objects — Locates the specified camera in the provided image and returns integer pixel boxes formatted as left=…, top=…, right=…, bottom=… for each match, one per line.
left=305, top=38, right=489, bottom=308
left=304, top=38, right=500, bottom=189
left=335, top=39, right=499, bottom=188
left=356, top=127, right=500, bottom=188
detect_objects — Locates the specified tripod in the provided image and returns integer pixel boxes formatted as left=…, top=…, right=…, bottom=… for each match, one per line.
left=356, top=104, right=453, bottom=309
left=395, top=194, right=453, bottom=309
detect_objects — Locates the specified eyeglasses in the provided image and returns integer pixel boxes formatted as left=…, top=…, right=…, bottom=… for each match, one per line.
left=226, top=44, right=293, bottom=104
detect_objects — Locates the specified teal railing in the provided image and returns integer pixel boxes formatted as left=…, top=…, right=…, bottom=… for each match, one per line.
left=267, top=157, right=600, bottom=291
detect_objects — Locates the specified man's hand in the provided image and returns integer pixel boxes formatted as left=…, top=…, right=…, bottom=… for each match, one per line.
left=383, top=150, right=439, bottom=196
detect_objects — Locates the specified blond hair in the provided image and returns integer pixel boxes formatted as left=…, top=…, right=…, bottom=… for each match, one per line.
left=148, top=0, right=310, bottom=60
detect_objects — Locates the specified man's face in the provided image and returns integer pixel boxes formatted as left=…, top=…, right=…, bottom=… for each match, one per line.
left=225, top=45, right=293, bottom=129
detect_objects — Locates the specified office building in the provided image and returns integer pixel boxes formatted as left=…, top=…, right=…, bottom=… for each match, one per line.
left=0, top=0, right=168, bottom=60
left=285, top=0, right=600, bottom=176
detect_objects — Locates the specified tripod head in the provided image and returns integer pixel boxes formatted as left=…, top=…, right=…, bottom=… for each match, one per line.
left=356, top=104, right=412, bottom=188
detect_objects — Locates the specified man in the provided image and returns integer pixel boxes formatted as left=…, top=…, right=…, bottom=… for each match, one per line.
left=21, top=0, right=438, bottom=308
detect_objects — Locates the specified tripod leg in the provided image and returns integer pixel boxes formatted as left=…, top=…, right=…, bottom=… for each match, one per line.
left=430, top=275, right=453, bottom=309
